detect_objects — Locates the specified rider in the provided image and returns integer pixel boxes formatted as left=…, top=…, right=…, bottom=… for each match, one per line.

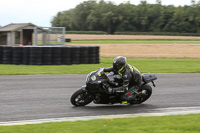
left=103, top=56, right=142, bottom=103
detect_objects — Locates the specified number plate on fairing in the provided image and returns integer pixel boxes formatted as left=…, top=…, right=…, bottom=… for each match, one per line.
left=91, top=75, right=96, bottom=81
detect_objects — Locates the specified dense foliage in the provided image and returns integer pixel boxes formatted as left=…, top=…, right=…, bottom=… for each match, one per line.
left=51, top=0, right=200, bottom=34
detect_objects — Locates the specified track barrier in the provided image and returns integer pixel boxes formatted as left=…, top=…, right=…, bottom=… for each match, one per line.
left=0, top=46, right=100, bottom=65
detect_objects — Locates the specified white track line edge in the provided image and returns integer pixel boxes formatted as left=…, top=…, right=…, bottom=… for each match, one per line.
left=1, top=106, right=200, bottom=126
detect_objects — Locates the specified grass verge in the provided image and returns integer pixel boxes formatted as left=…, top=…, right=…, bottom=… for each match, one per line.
left=0, top=58, right=200, bottom=75
left=1, top=114, right=200, bottom=133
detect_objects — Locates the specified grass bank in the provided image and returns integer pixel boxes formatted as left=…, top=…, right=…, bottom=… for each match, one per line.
left=0, top=58, right=200, bottom=75
left=1, top=114, right=200, bottom=133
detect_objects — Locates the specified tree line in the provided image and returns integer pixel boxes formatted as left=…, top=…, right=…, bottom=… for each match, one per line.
left=51, top=0, right=200, bottom=34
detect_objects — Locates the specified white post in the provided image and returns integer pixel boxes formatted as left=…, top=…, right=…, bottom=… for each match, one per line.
left=33, top=27, right=37, bottom=46
left=62, top=27, right=65, bottom=45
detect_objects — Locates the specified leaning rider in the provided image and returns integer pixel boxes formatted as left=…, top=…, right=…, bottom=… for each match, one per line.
left=103, top=56, right=142, bottom=103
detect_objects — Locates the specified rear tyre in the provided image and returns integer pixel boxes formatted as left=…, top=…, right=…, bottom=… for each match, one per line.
left=70, top=89, right=94, bottom=107
left=130, top=84, right=152, bottom=104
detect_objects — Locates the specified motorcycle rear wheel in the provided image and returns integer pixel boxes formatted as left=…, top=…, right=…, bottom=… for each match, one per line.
left=71, top=89, right=94, bottom=106
left=130, top=84, right=152, bottom=104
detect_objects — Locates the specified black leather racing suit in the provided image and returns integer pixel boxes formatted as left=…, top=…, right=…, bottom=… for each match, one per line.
left=104, top=64, right=142, bottom=101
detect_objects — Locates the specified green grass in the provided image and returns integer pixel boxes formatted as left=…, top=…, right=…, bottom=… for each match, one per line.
left=1, top=114, right=200, bottom=133
left=68, top=40, right=200, bottom=44
left=0, top=58, right=200, bottom=75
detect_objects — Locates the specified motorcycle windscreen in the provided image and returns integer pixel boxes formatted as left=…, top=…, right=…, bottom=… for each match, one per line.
left=86, top=71, right=108, bottom=92
left=88, top=70, right=108, bottom=84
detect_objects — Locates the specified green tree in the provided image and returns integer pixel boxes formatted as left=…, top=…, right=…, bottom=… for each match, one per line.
left=116, top=2, right=137, bottom=31
left=51, top=0, right=200, bottom=34
left=147, top=1, right=163, bottom=32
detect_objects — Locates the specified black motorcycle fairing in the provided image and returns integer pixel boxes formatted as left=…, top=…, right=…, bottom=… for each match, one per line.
left=85, top=68, right=109, bottom=92
left=93, top=93, right=110, bottom=104
left=86, top=69, right=108, bottom=85
left=93, top=92, right=121, bottom=104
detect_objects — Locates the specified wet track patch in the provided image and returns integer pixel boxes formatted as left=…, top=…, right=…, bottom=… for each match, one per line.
left=1, top=106, right=200, bottom=126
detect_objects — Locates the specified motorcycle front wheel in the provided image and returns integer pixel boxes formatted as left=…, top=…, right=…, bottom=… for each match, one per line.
left=70, top=89, right=94, bottom=106
left=130, top=84, right=152, bottom=104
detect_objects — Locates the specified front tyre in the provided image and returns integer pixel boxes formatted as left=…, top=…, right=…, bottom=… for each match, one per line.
left=70, top=89, right=94, bottom=106
left=130, top=84, right=152, bottom=104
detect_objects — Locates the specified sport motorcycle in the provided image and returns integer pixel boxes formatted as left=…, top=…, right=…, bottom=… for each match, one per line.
left=71, top=68, right=157, bottom=106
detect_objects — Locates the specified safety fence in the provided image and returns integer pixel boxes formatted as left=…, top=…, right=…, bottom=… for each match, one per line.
left=0, top=46, right=99, bottom=65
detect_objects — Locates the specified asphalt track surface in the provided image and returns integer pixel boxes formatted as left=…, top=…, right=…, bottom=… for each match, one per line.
left=0, top=73, right=200, bottom=122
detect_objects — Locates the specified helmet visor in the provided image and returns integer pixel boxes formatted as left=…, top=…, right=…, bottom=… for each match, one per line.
left=114, top=64, right=124, bottom=72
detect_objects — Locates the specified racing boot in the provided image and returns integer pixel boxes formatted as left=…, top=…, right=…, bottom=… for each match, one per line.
left=127, top=94, right=136, bottom=101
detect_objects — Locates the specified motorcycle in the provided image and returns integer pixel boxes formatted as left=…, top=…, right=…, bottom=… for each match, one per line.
left=71, top=68, right=157, bottom=106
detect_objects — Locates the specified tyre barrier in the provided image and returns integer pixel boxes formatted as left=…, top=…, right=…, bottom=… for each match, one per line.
left=30, top=47, right=43, bottom=65
left=2, top=46, right=12, bottom=64
left=0, top=46, right=100, bottom=65
left=88, top=46, right=99, bottom=64
left=80, top=46, right=89, bottom=64
left=61, top=47, right=71, bottom=65
left=23, top=47, right=30, bottom=65
left=42, top=47, right=52, bottom=65
left=0, top=46, right=2, bottom=64
left=52, top=47, right=62, bottom=65
left=12, top=47, right=23, bottom=65
left=70, top=46, right=80, bottom=64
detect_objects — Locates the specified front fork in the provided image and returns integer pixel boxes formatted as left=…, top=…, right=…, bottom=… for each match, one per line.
left=81, top=85, right=87, bottom=91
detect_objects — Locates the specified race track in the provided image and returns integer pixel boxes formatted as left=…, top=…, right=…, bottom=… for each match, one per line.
left=0, top=73, right=200, bottom=122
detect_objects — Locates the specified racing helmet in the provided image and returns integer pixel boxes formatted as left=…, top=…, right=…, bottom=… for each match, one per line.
left=113, top=56, right=127, bottom=72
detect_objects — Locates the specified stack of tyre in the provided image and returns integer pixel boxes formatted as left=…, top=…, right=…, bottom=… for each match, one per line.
left=70, top=46, right=80, bottom=64
left=52, top=47, right=62, bottom=65
left=80, top=46, right=89, bottom=64
left=2, top=46, right=12, bottom=64
left=12, top=47, right=23, bottom=65
left=42, top=46, right=52, bottom=65
left=0, top=46, right=2, bottom=64
left=0, top=46, right=100, bottom=65
left=61, top=47, right=71, bottom=65
left=23, top=47, right=30, bottom=65
left=88, top=46, right=99, bottom=64
left=29, top=47, right=43, bottom=65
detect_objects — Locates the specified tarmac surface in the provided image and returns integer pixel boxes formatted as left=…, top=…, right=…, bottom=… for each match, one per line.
left=0, top=73, right=200, bottom=122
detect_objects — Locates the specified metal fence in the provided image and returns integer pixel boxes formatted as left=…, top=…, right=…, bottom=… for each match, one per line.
left=33, top=27, right=66, bottom=46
